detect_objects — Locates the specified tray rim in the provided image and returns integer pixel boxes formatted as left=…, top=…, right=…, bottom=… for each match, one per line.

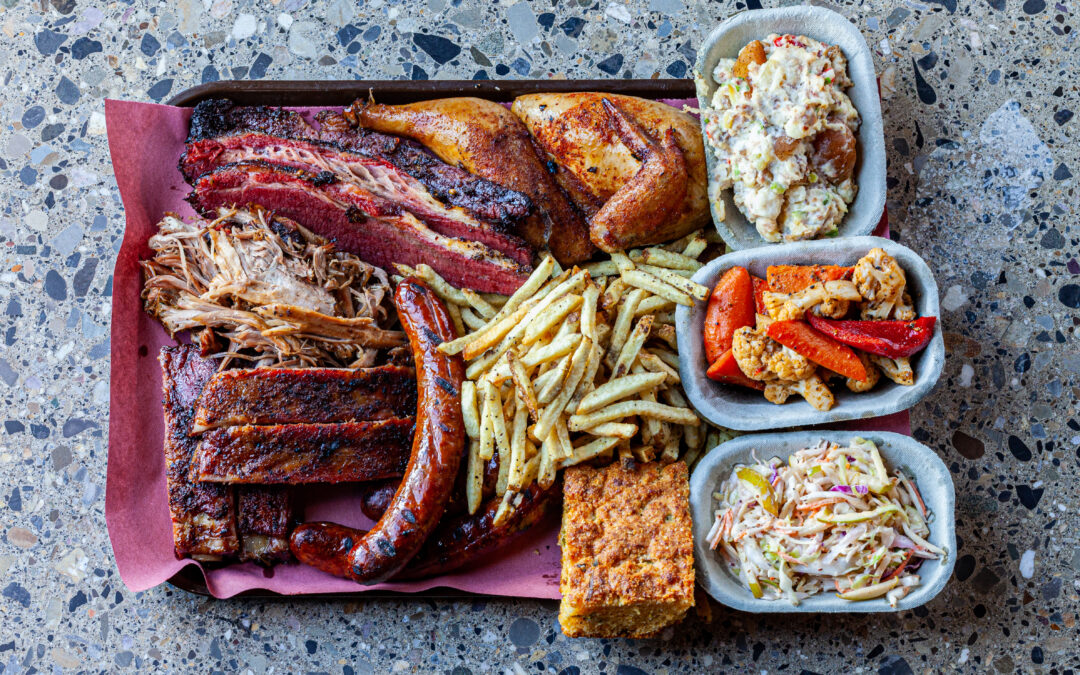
left=165, top=78, right=697, bottom=107
left=160, top=76, right=695, bottom=599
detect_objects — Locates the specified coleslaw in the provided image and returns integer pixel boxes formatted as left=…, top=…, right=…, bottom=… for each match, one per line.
left=707, top=438, right=944, bottom=606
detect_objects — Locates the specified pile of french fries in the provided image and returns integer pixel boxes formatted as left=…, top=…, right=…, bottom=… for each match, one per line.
left=395, top=230, right=737, bottom=524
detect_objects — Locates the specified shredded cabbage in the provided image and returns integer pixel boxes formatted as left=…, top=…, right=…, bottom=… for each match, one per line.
left=707, top=438, right=943, bottom=606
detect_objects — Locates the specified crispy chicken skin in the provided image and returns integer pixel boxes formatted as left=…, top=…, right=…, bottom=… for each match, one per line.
left=350, top=97, right=595, bottom=265
left=511, top=93, right=709, bottom=250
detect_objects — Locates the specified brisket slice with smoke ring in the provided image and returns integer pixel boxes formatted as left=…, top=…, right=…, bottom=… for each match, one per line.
left=180, top=132, right=532, bottom=265
left=187, top=160, right=532, bottom=295
left=186, top=99, right=532, bottom=225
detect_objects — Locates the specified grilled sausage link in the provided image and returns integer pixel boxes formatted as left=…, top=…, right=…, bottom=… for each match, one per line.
left=395, top=482, right=561, bottom=580
left=290, top=277, right=465, bottom=583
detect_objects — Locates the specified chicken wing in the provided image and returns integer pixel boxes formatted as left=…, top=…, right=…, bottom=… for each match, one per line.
left=349, top=97, right=595, bottom=264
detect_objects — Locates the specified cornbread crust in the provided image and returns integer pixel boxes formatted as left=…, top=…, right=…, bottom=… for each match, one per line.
left=559, top=461, right=695, bottom=638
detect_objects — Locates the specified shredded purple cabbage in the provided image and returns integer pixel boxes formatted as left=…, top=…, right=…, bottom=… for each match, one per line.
left=831, top=485, right=853, bottom=493
left=855, top=485, right=869, bottom=494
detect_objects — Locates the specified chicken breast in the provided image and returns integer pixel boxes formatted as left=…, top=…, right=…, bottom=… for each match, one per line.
left=511, top=93, right=710, bottom=249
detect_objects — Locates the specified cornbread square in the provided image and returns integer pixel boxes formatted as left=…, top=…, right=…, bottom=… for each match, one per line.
left=559, top=460, right=695, bottom=638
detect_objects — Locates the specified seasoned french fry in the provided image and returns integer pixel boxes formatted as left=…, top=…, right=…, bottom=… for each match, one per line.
left=681, top=231, right=709, bottom=259
left=461, top=380, right=480, bottom=439
left=521, top=333, right=581, bottom=368
left=584, top=260, right=620, bottom=278
left=621, top=269, right=694, bottom=306
left=651, top=323, right=678, bottom=350
left=462, top=289, right=497, bottom=319
left=480, top=292, right=509, bottom=307
left=576, top=371, right=666, bottom=414
left=507, top=397, right=529, bottom=490
left=416, top=264, right=469, bottom=306
left=523, top=294, right=582, bottom=345
left=537, top=353, right=571, bottom=404
left=605, top=288, right=646, bottom=369
left=584, top=422, right=639, bottom=439
left=660, top=425, right=683, bottom=463
left=446, top=302, right=466, bottom=340
left=479, top=383, right=496, bottom=461
left=534, top=337, right=592, bottom=442
left=612, top=314, right=654, bottom=378
left=522, top=450, right=541, bottom=487
left=638, top=388, right=663, bottom=446
left=482, top=381, right=511, bottom=478
left=568, top=342, right=603, bottom=411
left=629, top=247, right=703, bottom=271
left=632, top=445, right=656, bottom=463
left=558, top=436, right=620, bottom=468
left=554, top=420, right=574, bottom=459
left=460, top=305, right=487, bottom=331
left=637, top=264, right=709, bottom=300
left=539, top=432, right=557, bottom=489
left=580, top=284, right=600, bottom=340
left=652, top=311, right=677, bottom=326
left=393, top=263, right=418, bottom=277
left=453, top=302, right=530, bottom=359
left=648, top=346, right=681, bottom=372
left=568, top=400, right=701, bottom=431
left=493, top=490, right=516, bottom=527
left=633, top=294, right=676, bottom=317
left=610, top=251, right=635, bottom=272
left=507, top=352, right=538, bottom=421
left=491, top=255, right=557, bottom=320
left=465, top=438, right=483, bottom=514
left=600, top=277, right=628, bottom=317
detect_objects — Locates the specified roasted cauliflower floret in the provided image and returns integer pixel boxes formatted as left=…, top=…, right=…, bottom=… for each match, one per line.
left=731, top=326, right=815, bottom=382
left=763, top=280, right=862, bottom=320
left=869, top=354, right=914, bottom=386
left=892, top=291, right=916, bottom=321
left=846, top=351, right=881, bottom=393
left=764, top=374, right=836, bottom=411
left=854, top=248, right=908, bottom=320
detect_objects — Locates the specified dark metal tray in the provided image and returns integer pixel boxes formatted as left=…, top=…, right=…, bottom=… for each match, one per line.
left=162, top=77, right=694, bottom=598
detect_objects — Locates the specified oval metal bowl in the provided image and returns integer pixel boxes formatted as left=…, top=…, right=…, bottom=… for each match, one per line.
left=675, top=236, right=945, bottom=431
left=690, top=430, right=956, bottom=613
left=693, top=6, right=886, bottom=250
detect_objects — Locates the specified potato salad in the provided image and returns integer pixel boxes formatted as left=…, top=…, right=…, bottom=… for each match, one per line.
left=701, top=35, right=861, bottom=242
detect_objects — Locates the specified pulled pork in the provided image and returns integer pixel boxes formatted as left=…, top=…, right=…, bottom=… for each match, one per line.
left=142, top=206, right=405, bottom=368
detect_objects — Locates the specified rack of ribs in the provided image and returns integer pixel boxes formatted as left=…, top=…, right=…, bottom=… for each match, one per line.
left=195, top=419, right=415, bottom=484
left=160, top=346, right=240, bottom=560
left=191, top=365, right=417, bottom=433
left=237, top=486, right=294, bottom=564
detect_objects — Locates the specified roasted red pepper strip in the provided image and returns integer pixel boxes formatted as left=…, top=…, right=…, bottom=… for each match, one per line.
left=806, top=315, right=937, bottom=359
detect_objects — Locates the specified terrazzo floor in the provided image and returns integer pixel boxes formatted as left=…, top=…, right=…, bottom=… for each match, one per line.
left=1, top=0, right=1079, bottom=672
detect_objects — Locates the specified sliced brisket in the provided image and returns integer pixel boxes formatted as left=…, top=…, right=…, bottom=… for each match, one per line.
left=187, top=160, right=531, bottom=294
left=186, top=99, right=532, bottom=225
left=180, top=132, right=531, bottom=265
left=191, top=365, right=417, bottom=433
left=195, top=419, right=415, bottom=484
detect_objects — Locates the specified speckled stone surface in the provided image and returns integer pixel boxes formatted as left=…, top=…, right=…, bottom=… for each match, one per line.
left=1, top=0, right=1078, bottom=672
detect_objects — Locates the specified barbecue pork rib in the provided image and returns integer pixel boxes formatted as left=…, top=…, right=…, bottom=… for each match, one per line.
left=195, top=419, right=415, bottom=484
left=187, top=160, right=531, bottom=295
left=191, top=365, right=417, bottom=434
left=186, top=99, right=532, bottom=226
left=180, top=132, right=532, bottom=265
left=237, top=486, right=294, bottom=564
left=159, top=346, right=239, bottom=560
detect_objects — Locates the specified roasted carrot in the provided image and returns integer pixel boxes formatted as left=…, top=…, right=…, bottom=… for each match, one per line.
left=766, top=265, right=853, bottom=294
left=706, top=348, right=766, bottom=391
left=765, top=320, right=868, bottom=382
left=703, top=266, right=755, bottom=364
left=751, top=275, right=769, bottom=314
